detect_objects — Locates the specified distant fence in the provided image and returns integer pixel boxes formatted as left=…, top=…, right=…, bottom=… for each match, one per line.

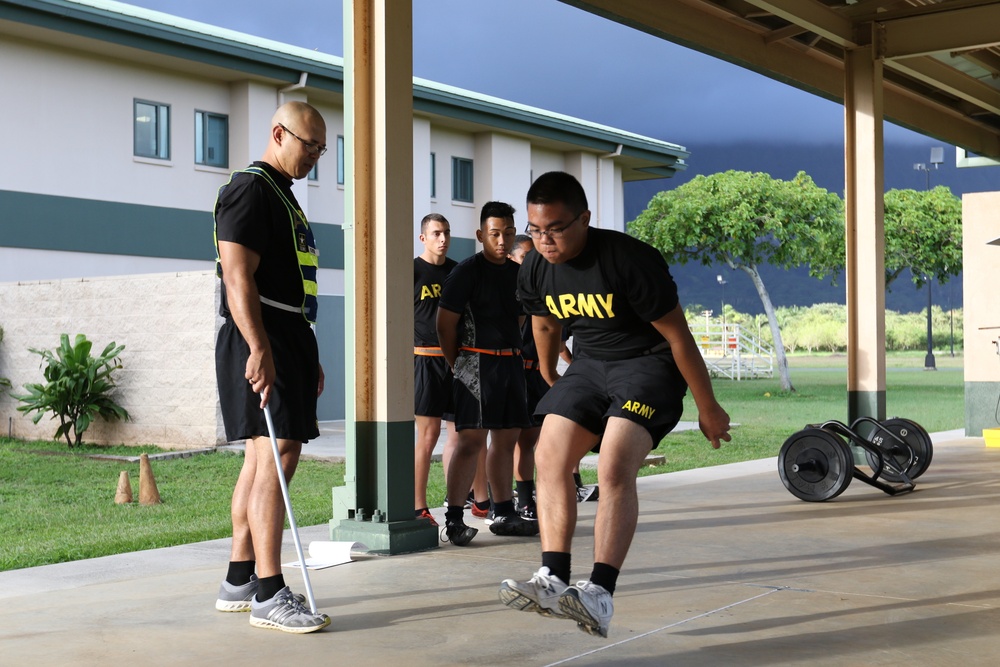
left=690, top=322, right=774, bottom=380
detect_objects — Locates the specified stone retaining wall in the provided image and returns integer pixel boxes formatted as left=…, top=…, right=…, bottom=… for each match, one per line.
left=0, top=271, right=223, bottom=449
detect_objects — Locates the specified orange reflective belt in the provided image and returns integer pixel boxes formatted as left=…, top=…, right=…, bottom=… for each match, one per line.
left=524, top=359, right=538, bottom=370
left=414, top=346, right=444, bottom=356
left=459, top=346, right=520, bottom=356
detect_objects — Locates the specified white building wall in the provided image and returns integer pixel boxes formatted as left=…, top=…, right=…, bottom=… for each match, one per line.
left=429, top=129, right=478, bottom=241
left=473, top=132, right=532, bottom=217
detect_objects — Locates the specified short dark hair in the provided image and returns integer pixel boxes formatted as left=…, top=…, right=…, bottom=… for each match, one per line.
left=420, top=212, right=449, bottom=233
left=513, top=234, right=532, bottom=247
left=526, top=171, right=588, bottom=215
left=480, top=201, right=516, bottom=227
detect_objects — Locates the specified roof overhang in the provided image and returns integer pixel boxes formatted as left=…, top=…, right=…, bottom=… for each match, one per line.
left=560, top=0, right=1000, bottom=160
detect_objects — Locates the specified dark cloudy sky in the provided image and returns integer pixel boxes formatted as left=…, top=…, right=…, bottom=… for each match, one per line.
left=119, top=0, right=926, bottom=148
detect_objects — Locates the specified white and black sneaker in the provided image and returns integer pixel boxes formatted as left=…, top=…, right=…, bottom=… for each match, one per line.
left=559, top=580, right=614, bottom=638
left=498, top=567, right=568, bottom=617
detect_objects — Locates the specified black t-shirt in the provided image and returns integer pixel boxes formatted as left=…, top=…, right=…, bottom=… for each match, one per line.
left=439, top=253, right=522, bottom=350
left=517, top=227, right=679, bottom=361
left=215, top=162, right=306, bottom=318
left=414, top=256, right=458, bottom=346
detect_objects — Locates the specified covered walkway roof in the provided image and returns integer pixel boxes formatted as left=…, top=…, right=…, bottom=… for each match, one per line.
left=563, top=0, right=1000, bottom=160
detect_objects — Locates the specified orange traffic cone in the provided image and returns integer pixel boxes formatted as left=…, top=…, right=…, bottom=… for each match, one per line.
left=114, top=470, right=133, bottom=504
left=139, top=453, right=162, bottom=505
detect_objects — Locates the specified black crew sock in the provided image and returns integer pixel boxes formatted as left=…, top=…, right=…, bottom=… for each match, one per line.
left=474, top=499, right=490, bottom=512
left=492, top=499, right=516, bottom=517
left=589, top=562, right=619, bottom=596
left=225, top=560, right=255, bottom=586
left=415, top=507, right=430, bottom=517
left=515, top=480, right=535, bottom=507
left=445, top=505, right=465, bottom=525
left=573, top=472, right=584, bottom=488
left=541, top=551, right=572, bottom=585
left=256, top=574, right=286, bottom=602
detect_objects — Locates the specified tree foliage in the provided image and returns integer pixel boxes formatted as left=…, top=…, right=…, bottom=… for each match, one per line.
left=883, top=185, right=962, bottom=289
left=15, top=334, right=130, bottom=447
left=629, top=170, right=844, bottom=392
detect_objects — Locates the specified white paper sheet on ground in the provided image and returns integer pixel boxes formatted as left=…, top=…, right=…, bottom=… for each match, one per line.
left=282, top=541, right=370, bottom=570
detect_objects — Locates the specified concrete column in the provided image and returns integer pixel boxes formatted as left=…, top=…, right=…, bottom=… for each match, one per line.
left=331, top=0, right=437, bottom=553
left=843, top=45, right=887, bottom=422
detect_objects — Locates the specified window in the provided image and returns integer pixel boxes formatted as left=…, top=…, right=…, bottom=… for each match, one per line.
left=308, top=164, right=318, bottom=182
left=195, top=110, right=228, bottom=168
left=134, top=99, right=170, bottom=159
left=451, top=157, right=473, bottom=203
left=430, top=152, right=436, bottom=198
left=335, top=135, right=345, bottom=185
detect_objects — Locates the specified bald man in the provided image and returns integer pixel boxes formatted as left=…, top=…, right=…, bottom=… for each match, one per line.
left=213, top=101, right=331, bottom=633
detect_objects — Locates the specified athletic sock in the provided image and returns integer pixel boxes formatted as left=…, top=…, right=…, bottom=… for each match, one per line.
left=445, top=505, right=465, bottom=525
left=492, top=499, right=516, bottom=517
left=225, top=560, right=255, bottom=586
left=542, top=551, right=572, bottom=586
left=474, top=499, right=490, bottom=512
left=589, top=562, right=619, bottom=596
left=415, top=507, right=430, bottom=517
left=515, top=480, right=535, bottom=506
left=573, top=472, right=584, bottom=488
left=256, top=574, right=286, bottom=602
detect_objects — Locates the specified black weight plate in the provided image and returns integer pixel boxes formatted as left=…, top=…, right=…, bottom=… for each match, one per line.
left=865, top=417, right=933, bottom=482
left=778, top=428, right=853, bottom=502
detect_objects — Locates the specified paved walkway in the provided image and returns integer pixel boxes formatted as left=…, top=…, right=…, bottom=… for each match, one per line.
left=5, top=429, right=1000, bottom=666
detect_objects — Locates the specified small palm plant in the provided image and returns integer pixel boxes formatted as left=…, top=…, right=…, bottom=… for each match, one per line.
left=15, top=334, right=130, bottom=447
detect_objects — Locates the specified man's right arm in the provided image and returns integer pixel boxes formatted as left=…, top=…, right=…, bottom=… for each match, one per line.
left=218, top=240, right=274, bottom=408
left=436, top=307, right=461, bottom=370
left=532, top=314, right=563, bottom=386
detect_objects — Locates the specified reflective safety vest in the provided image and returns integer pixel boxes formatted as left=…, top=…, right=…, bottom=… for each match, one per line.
left=214, top=166, right=319, bottom=324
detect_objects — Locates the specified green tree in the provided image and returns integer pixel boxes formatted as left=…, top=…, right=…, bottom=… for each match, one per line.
left=629, top=170, right=844, bottom=392
left=883, top=186, right=962, bottom=289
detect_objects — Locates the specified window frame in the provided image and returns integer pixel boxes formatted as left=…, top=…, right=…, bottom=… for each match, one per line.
left=133, top=99, right=171, bottom=160
left=194, top=109, right=229, bottom=169
left=451, top=156, right=473, bottom=203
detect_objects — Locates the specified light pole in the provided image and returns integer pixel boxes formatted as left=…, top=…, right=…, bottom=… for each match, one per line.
left=913, top=147, right=943, bottom=371
left=716, top=274, right=727, bottom=330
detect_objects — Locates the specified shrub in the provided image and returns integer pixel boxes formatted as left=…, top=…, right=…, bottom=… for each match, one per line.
left=15, top=334, right=130, bottom=447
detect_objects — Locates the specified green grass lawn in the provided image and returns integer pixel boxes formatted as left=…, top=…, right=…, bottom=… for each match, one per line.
left=0, top=354, right=965, bottom=571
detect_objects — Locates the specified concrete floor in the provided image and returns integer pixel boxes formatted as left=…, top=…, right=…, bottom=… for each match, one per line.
left=3, top=431, right=999, bottom=666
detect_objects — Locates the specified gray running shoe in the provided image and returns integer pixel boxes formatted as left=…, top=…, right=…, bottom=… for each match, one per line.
left=249, top=587, right=331, bottom=634
left=559, top=580, right=614, bottom=638
left=216, top=575, right=258, bottom=612
left=216, top=575, right=306, bottom=612
left=498, top=567, right=568, bottom=617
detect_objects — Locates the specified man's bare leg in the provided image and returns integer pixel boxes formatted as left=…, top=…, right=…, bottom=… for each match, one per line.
left=414, top=415, right=442, bottom=510
left=534, top=415, right=598, bottom=552
left=591, top=418, right=650, bottom=569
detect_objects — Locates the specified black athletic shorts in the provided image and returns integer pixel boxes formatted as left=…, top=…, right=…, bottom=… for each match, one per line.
left=452, top=352, right=531, bottom=431
left=524, top=368, right=550, bottom=427
left=415, top=354, right=454, bottom=419
left=216, top=310, right=320, bottom=443
left=535, top=350, right=687, bottom=448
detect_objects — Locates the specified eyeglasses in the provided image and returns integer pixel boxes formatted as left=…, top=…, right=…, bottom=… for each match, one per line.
left=524, top=213, right=581, bottom=240
left=279, top=123, right=327, bottom=156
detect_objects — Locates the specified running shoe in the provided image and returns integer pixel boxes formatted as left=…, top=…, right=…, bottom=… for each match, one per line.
left=215, top=575, right=259, bottom=612
left=559, top=580, right=614, bottom=638
left=215, top=576, right=307, bottom=612
left=498, top=566, right=568, bottom=617
left=518, top=503, right=538, bottom=521
left=415, top=508, right=438, bottom=527
left=576, top=484, right=599, bottom=503
left=488, top=511, right=540, bottom=537
left=441, top=519, right=478, bottom=546
left=249, top=587, right=331, bottom=634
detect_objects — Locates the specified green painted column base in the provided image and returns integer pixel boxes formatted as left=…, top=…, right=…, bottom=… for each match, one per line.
left=329, top=517, right=439, bottom=555
left=847, top=390, right=886, bottom=464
